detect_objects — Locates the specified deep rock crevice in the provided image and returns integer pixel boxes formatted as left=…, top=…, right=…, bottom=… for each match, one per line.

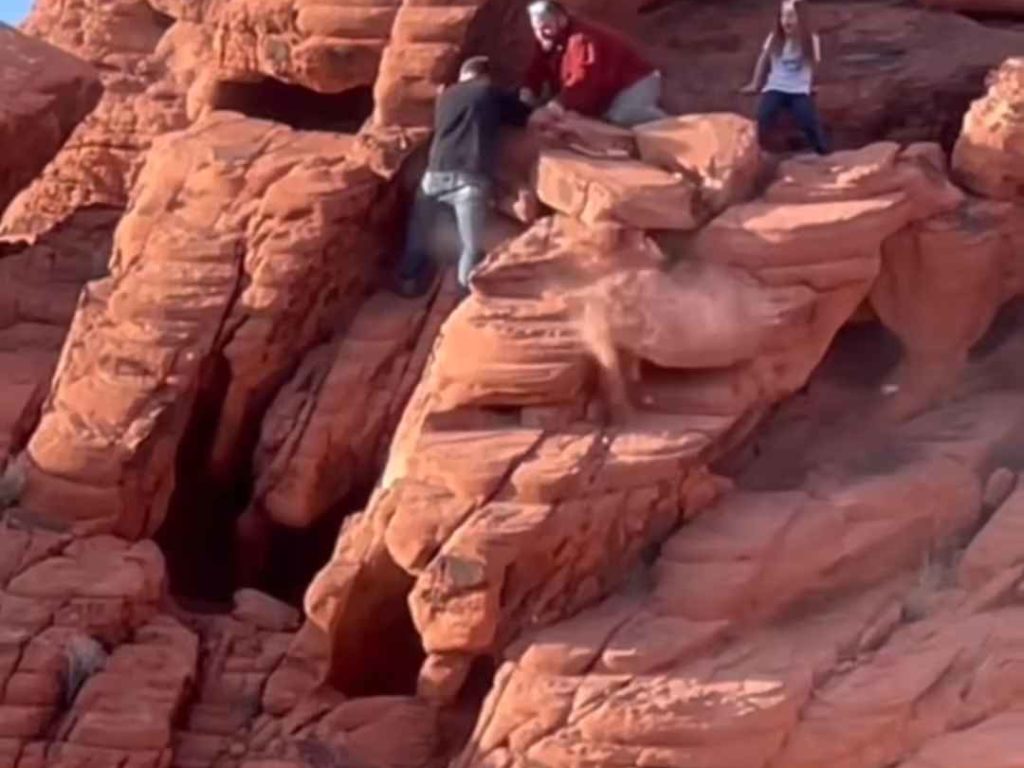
left=209, top=78, right=375, bottom=133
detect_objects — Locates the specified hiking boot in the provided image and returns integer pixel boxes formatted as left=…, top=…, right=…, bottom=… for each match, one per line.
left=394, top=275, right=428, bottom=298
left=391, top=259, right=438, bottom=299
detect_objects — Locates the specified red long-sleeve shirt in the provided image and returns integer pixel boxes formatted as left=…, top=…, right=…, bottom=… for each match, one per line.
left=524, top=17, right=655, bottom=118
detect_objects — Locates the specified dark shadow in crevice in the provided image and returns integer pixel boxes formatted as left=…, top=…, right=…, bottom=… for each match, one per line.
left=156, top=353, right=240, bottom=610
left=210, top=78, right=374, bottom=133
left=437, top=657, right=497, bottom=762
left=324, top=544, right=425, bottom=697
left=972, top=296, right=1024, bottom=360
left=952, top=9, right=1024, bottom=29
left=255, top=475, right=379, bottom=606
left=149, top=7, right=176, bottom=31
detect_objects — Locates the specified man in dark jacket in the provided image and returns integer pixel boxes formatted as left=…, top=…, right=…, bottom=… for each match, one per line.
left=395, top=56, right=532, bottom=297
left=522, top=0, right=667, bottom=127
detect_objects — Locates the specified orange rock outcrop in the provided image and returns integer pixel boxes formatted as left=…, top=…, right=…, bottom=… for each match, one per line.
left=4, top=1, right=1024, bottom=767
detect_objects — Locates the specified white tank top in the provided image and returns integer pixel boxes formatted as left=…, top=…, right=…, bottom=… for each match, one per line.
left=763, top=34, right=820, bottom=95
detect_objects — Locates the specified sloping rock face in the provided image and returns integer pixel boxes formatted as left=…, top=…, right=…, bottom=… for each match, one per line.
left=0, top=207, right=116, bottom=463
left=298, top=139, right=967, bottom=703
left=0, top=523, right=438, bottom=768
left=0, top=24, right=101, bottom=218
left=437, top=61, right=1024, bottom=768
left=21, top=113, right=395, bottom=544
left=2, top=0, right=188, bottom=236
left=0, top=21, right=105, bottom=475
left=454, top=357, right=1024, bottom=768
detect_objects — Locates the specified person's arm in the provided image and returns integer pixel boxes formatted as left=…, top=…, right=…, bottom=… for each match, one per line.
left=498, top=88, right=533, bottom=128
left=741, top=34, right=772, bottom=93
left=522, top=48, right=550, bottom=106
left=553, top=33, right=606, bottom=116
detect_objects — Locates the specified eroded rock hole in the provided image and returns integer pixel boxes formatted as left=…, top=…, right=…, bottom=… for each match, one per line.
left=324, top=547, right=425, bottom=697
left=210, top=78, right=374, bottom=132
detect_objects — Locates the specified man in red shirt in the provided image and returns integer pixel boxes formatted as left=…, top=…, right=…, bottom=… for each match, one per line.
left=522, top=0, right=668, bottom=127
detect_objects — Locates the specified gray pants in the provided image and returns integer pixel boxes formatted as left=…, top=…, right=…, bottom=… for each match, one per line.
left=604, top=71, right=668, bottom=127
left=399, top=171, right=489, bottom=289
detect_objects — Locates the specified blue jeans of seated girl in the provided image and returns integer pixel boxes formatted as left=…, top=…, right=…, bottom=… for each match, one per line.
left=757, top=90, right=830, bottom=155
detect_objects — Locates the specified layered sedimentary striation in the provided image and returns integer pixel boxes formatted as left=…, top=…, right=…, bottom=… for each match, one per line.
left=4, top=1, right=1024, bottom=767
left=21, top=113, right=395, bottom=542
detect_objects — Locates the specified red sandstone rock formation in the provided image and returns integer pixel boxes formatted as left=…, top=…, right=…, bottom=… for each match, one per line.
left=0, top=24, right=100, bottom=217
left=2, top=0, right=188, bottom=236
left=22, top=114, right=397, bottom=544
left=954, top=57, right=1024, bottom=199
left=295, top=134, right=976, bottom=706
left=0, top=208, right=116, bottom=463
left=8, top=1, right=1024, bottom=767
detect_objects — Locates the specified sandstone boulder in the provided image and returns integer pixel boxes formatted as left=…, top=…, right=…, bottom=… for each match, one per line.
left=0, top=24, right=101, bottom=219
left=872, top=198, right=1021, bottom=415
left=3, top=0, right=187, bottom=236
left=0, top=208, right=115, bottom=462
left=22, top=113, right=393, bottom=543
left=954, top=58, right=1024, bottom=201
left=635, top=113, right=760, bottom=214
left=248, top=288, right=458, bottom=532
left=537, top=151, right=701, bottom=230
left=299, top=137, right=936, bottom=702
left=766, top=142, right=964, bottom=219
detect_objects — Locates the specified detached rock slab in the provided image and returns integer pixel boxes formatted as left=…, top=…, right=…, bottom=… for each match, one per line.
left=0, top=24, right=101, bottom=215
left=537, top=150, right=701, bottom=230
left=635, top=113, right=760, bottom=214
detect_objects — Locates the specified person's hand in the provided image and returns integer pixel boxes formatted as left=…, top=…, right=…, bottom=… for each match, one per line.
left=546, top=100, right=566, bottom=116
left=528, top=105, right=554, bottom=128
left=739, top=82, right=759, bottom=95
left=529, top=101, right=565, bottom=127
left=528, top=104, right=559, bottom=137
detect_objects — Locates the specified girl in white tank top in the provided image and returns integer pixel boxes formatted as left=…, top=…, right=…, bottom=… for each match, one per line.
left=741, top=0, right=830, bottom=154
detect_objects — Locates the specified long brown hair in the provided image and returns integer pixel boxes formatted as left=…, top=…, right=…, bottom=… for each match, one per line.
left=769, top=2, right=815, bottom=63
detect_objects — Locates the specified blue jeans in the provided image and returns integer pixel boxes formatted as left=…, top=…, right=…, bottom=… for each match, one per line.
left=399, top=171, right=490, bottom=289
left=757, top=90, right=830, bottom=155
left=604, top=71, right=668, bottom=127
